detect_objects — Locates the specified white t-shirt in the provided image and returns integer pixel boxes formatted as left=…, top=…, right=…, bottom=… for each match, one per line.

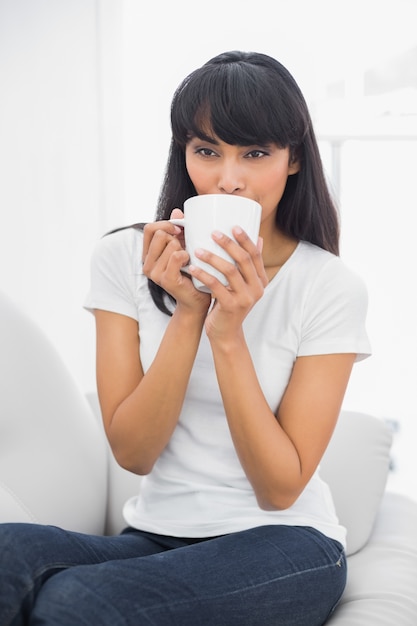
left=84, top=227, right=371, bottom=547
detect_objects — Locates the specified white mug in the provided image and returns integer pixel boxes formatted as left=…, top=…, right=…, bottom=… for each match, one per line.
left=170, top=194, right=261, bottom=293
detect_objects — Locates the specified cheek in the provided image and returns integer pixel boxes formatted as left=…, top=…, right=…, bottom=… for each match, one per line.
left=255, top=169, right=291, bottom=213
left=186, top=161, right=212, bottom=192
left=185, top=155, right=198, bottom=183
left=270, top=163, right=291, bottom=186
left=258, top=170, right=288, bottom=198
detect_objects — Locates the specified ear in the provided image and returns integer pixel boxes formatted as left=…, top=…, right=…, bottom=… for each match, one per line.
left=288, top=156, right=300, bottom=176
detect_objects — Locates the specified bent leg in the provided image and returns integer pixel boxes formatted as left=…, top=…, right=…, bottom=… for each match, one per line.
left=0, top=523, right=186, bottom=626
left=31, top=525, right=346, bottom=626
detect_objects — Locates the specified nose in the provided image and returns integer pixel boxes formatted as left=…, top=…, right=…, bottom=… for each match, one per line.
left=217, top=160, right=245, bottom=194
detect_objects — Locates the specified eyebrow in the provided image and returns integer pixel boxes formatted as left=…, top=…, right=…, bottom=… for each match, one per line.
left=190, top=133, right=220, bottom=145
left=190, top=134, right=272, bottom=150
left=188, top=133, right=278, bottom=150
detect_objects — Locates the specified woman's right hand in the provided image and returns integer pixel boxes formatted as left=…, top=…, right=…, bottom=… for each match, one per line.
left=142, top=209, right=211, bottom=313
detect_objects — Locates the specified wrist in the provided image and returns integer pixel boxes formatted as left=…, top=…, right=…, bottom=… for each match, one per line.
left=207, top=327, right=246, bottom=355
left=173, top=303, right=208, bottom=327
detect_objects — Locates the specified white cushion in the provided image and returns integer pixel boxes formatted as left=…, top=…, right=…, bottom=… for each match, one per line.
left=320, top=410, right=393, bottom=555
left=327, top=491, right=417, bottom=624
left=0, top=290, right=108, bottom=533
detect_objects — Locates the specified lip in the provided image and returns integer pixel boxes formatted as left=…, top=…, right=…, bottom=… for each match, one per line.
left=199, top=192, right=257, bottom=203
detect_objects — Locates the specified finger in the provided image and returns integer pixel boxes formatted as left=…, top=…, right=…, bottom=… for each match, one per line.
left=257, top=236, right=264, bottom=253
left=190, top=245, right=247, bottom=296
left=142, top=221, right=182, bottom=263
left=211, top=230, right=266, bottom=287
left=170, top=208, right=184, bottom=220
left=143, top=230, right=184, bottom=275
left=188, top=262, right=232, bottom=300
left=190, top=237, right=265, bottom=300
left=231, top=228, right=269, bottom=288
left=150, top=247, right=190, bottom=285
left=189, top=259, right=259, bottom=313
left=169, top=208, right=186, bottom=248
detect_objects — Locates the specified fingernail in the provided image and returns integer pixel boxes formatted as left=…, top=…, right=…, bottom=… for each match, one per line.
left=212, top=230, right=223, bottom=240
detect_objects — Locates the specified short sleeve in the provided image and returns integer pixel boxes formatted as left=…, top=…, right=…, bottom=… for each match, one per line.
left=298, top=257, right=372, bottom=361
left=83, top=228, right=143, bottom=321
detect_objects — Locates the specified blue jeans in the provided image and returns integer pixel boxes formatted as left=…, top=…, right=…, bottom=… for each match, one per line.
left=0, top=522, right=346, bottom=625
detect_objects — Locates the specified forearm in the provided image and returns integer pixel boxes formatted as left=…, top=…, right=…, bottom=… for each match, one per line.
left=209, top=333, right=303, bottom=510
left=106, top=307, right=206, bottom=474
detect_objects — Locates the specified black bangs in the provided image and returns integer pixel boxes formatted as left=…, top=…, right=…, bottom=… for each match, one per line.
left=171, top=52, right=308, bottom=150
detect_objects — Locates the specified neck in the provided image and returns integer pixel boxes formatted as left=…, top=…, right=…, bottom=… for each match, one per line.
left=261, top=225, right=298, bottom=271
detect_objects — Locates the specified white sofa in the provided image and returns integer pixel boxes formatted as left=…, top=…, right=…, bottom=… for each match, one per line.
left=1, top=289, right=417, bottom=624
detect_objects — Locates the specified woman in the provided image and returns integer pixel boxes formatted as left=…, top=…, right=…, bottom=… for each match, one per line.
left=0, top=51, right=371, bottom=625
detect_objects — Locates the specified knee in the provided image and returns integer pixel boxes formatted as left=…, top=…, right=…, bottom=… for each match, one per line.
left=0, top=523, right=34, bottom=562
left=32, top=568, right=124, bottom=626
left=32, top=570, right=90, bottom=625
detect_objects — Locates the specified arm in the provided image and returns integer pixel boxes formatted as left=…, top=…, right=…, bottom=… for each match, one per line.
left=189, top=227, right=356, bottom=510
left=95, top=306, right=207, bottom=475
left=210, top=337, right=355, bottom=510
left=94, top=216, right=211, bottom=475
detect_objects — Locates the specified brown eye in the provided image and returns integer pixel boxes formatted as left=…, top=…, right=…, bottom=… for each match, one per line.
left=196, top=148, right=217, bottom=157
left=245, top=150, right=268, bottom=159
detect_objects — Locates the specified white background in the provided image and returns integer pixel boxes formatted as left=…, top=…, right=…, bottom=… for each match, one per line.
left=1, top=0, right=416, bottom=498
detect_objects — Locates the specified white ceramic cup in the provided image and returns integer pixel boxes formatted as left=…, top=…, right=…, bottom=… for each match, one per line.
left=170, top=194, right=261, bottom=293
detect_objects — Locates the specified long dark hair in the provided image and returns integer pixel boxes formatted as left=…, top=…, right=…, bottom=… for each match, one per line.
left=128, top=51, right=339, bottom=314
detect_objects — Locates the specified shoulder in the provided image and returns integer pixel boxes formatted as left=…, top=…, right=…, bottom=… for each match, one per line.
left=293, top=243, right=371, bottom=360
left=90, top=226, right=144, bottom=275
left=84, top=226, right=146, bottom=320
left=92, top=225, right=143, bottom=258
left=296, top=241, right=368, bottom=300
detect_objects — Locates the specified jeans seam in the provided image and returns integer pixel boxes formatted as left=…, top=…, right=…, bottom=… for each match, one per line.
left=137, top=559, right=345, bottom=620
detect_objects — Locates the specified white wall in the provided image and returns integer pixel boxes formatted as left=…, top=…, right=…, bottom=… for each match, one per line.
left=338, top=138, right=417, bottom=498
left=0, top=0, right=123, bottom=391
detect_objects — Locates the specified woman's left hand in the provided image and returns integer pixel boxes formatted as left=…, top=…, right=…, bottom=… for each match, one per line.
left=189, top=227, right=269, bottom=341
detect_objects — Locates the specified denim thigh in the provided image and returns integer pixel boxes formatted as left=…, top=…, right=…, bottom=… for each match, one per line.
left=0, top=522, right=193, bottom=626
left=26, top=524, right=346, bottom=626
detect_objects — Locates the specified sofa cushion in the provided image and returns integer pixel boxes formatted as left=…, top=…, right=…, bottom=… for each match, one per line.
left=320, top=410, right=393, bottom=555
left=327, top=491, right=417, bottom=624
left=0, top=290, right=108, bottom=533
